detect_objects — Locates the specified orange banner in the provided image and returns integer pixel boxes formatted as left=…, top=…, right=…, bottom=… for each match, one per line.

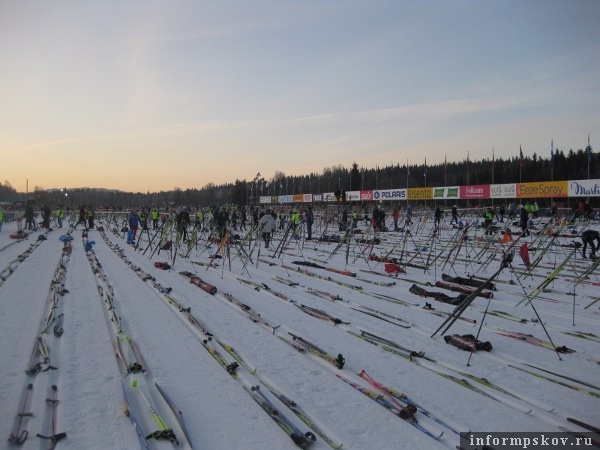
left=518, top=181, right=567, bottom=198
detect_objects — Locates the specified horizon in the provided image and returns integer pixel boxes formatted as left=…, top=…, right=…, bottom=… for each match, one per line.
left=1, top=1, right=599, bottom=193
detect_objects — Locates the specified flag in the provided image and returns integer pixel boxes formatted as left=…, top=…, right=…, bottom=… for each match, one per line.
left=424, top=157, right=427, bottom=177
left=519, top=145, right=524, bottom=166
left=466, top=151, right=471, bottom=173
left=587, top=134, right=592, bottom=163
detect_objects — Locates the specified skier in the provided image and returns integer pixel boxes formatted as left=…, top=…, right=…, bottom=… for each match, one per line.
left=580, top=229, right=600, bottom=259
left=75, top=206, right=87, bottom=229
left=434, top=206, right=443, bottom=231
left=483, top=208, right=493, bottom=236
left=392, top=207, right=400, bottom=231
left=87, top=206, right=95, bottom=230
left=450, top=205, right=458, bottom=225
left=519, top=206, right=530, bottom=236
left=128, top=210, right=140, bottom=244
left=259, top=209, right=276, bottom=249
left=176, top=207, right=191, bottom=241
left=42, top=205, right=51, bottom=228
left=151, top=208, right=160, bottom=229
left=55, top=206, right=64, bottom=228
left=305, top=205, right=314, bottom=240
left=25, top=205, right=36, bottom=230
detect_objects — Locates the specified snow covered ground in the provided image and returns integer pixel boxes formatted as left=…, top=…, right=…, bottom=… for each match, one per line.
left=1, top=211, right=599, bottom=450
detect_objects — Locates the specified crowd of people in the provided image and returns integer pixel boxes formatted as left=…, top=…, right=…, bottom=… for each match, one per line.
left=0, top=200, right=598, bottom=258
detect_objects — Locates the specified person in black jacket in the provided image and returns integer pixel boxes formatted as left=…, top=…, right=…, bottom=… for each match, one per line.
left=176, top=207, right=191, bottom=241
left=581, top=229, right=600, bottom=259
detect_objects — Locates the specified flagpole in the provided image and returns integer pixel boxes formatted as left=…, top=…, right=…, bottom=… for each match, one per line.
left=550, top=140, right=554, bottom=182
left=466, top=151, right=470, bottom=207
left=587, top=134, right=591, bottom=180
left=444, top=154, right=447, bottom=207
left=491, top=147, right=494, bottom=208
left=519, top=145, right=522, bottom=184
left=406, top=159, right=409, bottom=207
left=550, top=139, right=554, bottom=208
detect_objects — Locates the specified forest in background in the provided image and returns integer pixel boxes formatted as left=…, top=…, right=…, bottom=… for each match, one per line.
left=0, top=146, right=595, bottom=208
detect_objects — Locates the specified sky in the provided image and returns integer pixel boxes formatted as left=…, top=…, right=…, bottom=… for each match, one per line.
left=1, top=0, right=600, bottom=193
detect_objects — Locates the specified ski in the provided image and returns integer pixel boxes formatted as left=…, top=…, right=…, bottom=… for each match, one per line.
left=259, top=380, right=343, bottom=449
left=522, top=363, right=600, bottom=392
left=200, top=336, right=239, bottom=378
left=296, top=304, right=350, bottom=325
left=154, top=381, right=194, bottom=447
left=335, top=374, right=443, bottom=440
left=347, top=329, right=434, bottom=362
left=131, top=379, right=179, bottom=444
left=8, top=383, right=34, bottom=445
left=120, top=379, right=150, bottom=450
left=279, top=332, right=345, bottom=369
left=566, top=417, right=600, bottom=434
left=507, top=365, right=600, bottom=399
left=222, top=293, right=280, bottom=334
left=243, top=385, right=316, bottom=448
left=306, top=287, right=346, bottom=302
left=350, top=305, right=411, bottom=328
left=237, top=277, right=294, bottom=302
left=36, top=385, right=67, bottom=449
left=496, top=329, right=575, bottom=353
left=215, top=339, right=257, bottom=374
left=358, top=369, right=461, bottom=436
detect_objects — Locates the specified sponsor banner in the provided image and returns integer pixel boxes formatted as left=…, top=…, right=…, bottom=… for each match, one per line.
left=303, top=194, right=312, bottom=202
left=373, top=189, right=407, bottom=201
left=278, top=195, right=293, bottom=204
left=259, top=196, right=272, bottom=204
left=346, top=190, right=361, bottom=201
left=568, top=179, right=600, bottom=197
left=407, top=187, right=432, bottom=200
left=323, top=192, right=336, bottom=202
left=490, top=183, right=517, bottom=199
left=447, top=187, right=459, bottom=198
left=360, top=190, right=373, bottom=201
left=293, top=194, right=305, bottom=203
left=460, top=185, right=490, bottom=199
left=433, top=186, right=460, bottom=199
left=518, top=181, right=567, bottom=198
left=312, top=193, right=323, bottom=202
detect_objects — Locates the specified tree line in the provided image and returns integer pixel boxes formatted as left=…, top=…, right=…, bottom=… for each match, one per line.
left=0, top=145, right=595, bottom=208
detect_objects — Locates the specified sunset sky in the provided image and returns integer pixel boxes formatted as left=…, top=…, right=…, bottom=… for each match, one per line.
left=1, top=0, right=599, bottom=193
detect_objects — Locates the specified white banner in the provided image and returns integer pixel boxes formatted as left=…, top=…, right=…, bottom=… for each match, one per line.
left=569, top=179, right=600, bottom=197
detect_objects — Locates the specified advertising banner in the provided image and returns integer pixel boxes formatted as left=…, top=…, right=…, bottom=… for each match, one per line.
left=568, top=179, right=600, bottom=197
left=432, top=186, right=460, bottom=199
left=460, top=185, right=490, bottom=199
left=360, top=190, right=374, bottom=201
left=518, top=181, right=567, bottom=198
left=373, top=189, right=407, bottom=201
left=346, top=191, right=361, bottom=201
left=407, top=187, right=433, bottom=200
left=490, top=183, right=517, bottom=199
